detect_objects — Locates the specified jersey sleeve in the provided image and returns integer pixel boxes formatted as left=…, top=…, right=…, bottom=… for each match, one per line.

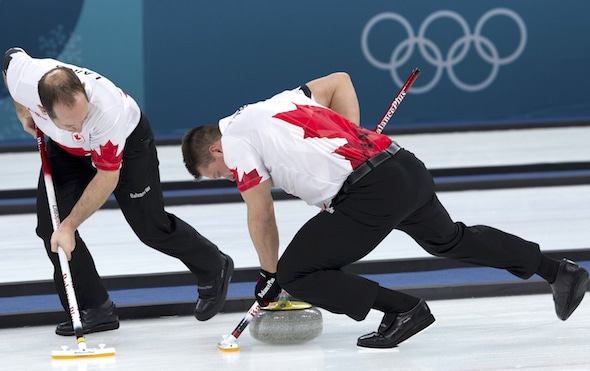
left=89, top=108, right=127, bottom=171
left=222, top=135, right=270, bottom=192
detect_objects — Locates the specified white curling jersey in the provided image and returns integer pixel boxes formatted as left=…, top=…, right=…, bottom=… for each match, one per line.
left=219, top=88, right=392, bottom=209
left=5, top=49, right=141, bottom=171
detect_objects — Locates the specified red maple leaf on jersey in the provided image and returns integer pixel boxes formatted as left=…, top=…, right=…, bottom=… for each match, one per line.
left=273, top=104, right=389, bottom=168
left=92, top=140, right=123, bottom=171
left=231, top=168, right=263, bottom=192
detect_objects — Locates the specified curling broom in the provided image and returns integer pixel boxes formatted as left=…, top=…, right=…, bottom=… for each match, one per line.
left=36, top=127, right=116, bottom=359
left=217, top=301, right=261, bottom=352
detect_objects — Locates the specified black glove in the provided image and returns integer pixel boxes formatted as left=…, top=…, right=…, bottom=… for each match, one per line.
left=254, top=269, right=281, bottom=306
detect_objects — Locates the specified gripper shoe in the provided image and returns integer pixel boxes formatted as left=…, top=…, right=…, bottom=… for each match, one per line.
left=357, top=299, right=435, bottom=348
left=55, top=299, right=119, bottom=336
left=195, top=252, right=234, bottom=321
left=551, top=258, right=589, bottom=321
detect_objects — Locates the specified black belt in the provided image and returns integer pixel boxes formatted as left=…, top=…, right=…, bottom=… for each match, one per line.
left=340, top=142, right=401, bottom=194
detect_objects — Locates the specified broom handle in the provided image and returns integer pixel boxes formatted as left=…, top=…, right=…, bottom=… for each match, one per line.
left=36, top=127, right=87, bottom=351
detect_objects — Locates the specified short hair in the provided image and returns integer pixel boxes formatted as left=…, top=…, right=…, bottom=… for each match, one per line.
left=181, top=125, right=222, bottom=180
left=38, top=67, right=87, bottom=119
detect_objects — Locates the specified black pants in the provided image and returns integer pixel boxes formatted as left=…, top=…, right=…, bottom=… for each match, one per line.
left=36, top=114, right=223, bottom=311
left=277, top=149, right=542, bottom=321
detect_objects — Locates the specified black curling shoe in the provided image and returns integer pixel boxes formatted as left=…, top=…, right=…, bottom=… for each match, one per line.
left=194, top=252, right=234, bottom=321
left=551, top=258, right=589, bottom=321
left=357, top=299, right=435, bottom=348
left=55, top=299, right=119, bottom=336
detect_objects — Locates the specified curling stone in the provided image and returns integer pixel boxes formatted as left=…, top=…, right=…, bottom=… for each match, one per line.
left=249, top=293, right=322, bottom=345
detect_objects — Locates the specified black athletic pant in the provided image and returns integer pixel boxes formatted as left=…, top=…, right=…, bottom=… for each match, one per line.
left=36, top=114, right=223, bottom=311
left=277, top=149, right=542, bottom=321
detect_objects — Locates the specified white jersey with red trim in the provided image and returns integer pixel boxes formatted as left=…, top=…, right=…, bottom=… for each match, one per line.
left=219, top=88, right=392, bottom=209
left=5, top=49, right=140, bottom=171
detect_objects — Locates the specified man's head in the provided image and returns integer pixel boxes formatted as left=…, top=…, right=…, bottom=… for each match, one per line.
left=181, top=125, right=234, bottom=181
left=38, top=67, right=89, bottom=132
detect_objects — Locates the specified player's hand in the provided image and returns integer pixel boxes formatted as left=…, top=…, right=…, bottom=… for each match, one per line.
left=50, top=225, right=76, bottom=260
left=254, top=269, right=281, bottom=306
left=21, top=115, right=36, bottom=137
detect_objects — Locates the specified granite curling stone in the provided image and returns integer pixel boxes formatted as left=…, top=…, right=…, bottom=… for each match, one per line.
left=249, top=296, right=323, bottom=345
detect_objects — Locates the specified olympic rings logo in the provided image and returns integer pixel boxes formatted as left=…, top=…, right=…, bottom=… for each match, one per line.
left=361, top=8, right=527, bottom=93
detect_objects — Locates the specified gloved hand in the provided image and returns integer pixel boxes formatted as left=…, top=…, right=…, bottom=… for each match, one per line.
left=254, top=269, right=281, bottom=306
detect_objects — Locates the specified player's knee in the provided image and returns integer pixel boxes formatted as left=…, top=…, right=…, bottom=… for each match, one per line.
left=276, top=259, right=298, bottom=290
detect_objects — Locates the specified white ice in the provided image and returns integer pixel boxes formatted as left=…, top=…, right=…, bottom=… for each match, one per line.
left=0, top=126, right=589, bottom=370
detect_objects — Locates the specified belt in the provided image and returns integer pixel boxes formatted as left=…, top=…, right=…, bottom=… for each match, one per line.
left=340, top=142, right=401, bottom=194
